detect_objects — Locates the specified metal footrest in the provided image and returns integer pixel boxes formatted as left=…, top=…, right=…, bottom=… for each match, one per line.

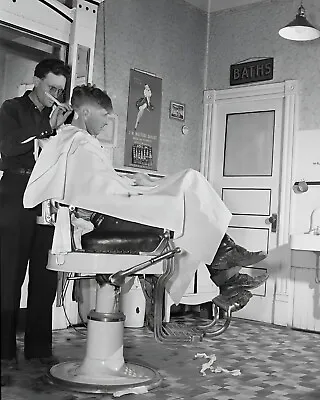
left=150, top=251, right=205, bottom=343
left=213, top=290, right=253, bottom=312
left=151, top=247, right=203, bottom=343
left=198, top=290, right=253, bottom=337
left=161, top=322, right=204, bottom=342
left=149, top=244, right=253, bottom=342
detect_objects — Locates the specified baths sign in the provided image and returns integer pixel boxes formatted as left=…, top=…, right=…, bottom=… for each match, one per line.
left=230, top=58, right=274, bottom=86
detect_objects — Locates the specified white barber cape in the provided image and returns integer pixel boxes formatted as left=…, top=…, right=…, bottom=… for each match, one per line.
left=23, top=125, right=231, bottom=303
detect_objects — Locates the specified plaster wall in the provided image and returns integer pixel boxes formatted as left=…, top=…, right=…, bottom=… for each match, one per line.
left=93, top=0, right=207, bottom=174
left=207, top=0, right=320, bottom=130
left=291, top=129, right=320, bottom=235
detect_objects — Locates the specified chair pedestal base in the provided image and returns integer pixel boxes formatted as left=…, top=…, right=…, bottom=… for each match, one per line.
left=48, top=361, right=162, bottom=394
left=47, top=283, right=162, bottom=394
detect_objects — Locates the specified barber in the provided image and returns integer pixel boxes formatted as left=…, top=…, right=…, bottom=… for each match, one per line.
left=0, top=58, right=72, bottom=376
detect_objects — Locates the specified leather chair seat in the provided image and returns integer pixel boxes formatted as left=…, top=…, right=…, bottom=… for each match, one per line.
left=81, top=215, right=165, bottom=254
left=81, top=231, right=162, bottom=254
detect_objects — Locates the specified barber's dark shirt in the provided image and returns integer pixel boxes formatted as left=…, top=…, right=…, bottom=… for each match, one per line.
left=0, top=91, right=54, bottom=171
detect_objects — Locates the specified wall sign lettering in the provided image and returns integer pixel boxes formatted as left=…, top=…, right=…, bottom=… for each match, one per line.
left=230, top=58, right=274, bottom=86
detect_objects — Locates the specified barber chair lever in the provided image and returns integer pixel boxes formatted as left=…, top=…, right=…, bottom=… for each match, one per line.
left=108, top=247, right=181, bottom=287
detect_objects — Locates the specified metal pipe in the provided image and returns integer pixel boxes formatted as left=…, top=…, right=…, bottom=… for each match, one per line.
left=108, top=247, right=181, bottom=287
left=67, top=275, right=95, bottom=281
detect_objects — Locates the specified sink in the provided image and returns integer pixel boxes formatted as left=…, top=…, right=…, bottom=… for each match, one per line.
left=290, top=234, right=320, bottom=252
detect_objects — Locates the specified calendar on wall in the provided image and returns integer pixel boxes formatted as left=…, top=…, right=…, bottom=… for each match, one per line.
left=131, top=144, right=153, bottom=168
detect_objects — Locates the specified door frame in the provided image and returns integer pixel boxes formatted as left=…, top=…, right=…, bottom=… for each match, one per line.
left=0, top=0, right=105, bottom=93
left=0, top=0, right=105, bottom=330
left=201, top=81, right=299, bottom=325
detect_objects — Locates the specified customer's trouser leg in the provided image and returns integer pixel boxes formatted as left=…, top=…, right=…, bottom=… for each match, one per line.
left=205, top=234, right=241, bottom=287
left=24, top=225, right=56, bottom=359
left=206, top=234, right=267, bottom=287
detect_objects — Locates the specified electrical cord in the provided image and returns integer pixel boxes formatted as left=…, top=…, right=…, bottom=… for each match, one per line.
left=60, top=272, right=87, bottom=336
left=77, top=299, right=88, bottom=327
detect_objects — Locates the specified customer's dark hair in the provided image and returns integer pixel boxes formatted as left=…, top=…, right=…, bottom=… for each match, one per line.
left=34, top=58, right=71, bottom=79
left=71, top=84, right=113, bottom=112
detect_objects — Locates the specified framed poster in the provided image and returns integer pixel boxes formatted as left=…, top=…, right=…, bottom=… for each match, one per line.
left=169, top=101, right=185, bottom=121
left=124, top=69, right=162, bottom=171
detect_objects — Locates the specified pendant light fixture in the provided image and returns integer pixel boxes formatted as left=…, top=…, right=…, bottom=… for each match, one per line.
left=279, top=2, right=320, bottom=41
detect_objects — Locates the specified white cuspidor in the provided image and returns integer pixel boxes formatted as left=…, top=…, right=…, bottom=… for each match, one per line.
left=120, top=276, right=146, bottom=328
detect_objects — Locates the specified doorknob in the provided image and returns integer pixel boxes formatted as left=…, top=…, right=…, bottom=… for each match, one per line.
left=266, top=213, right=278, bottom=233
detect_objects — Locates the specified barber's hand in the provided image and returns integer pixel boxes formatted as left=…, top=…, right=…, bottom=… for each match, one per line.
left=50, top=104, right=73, bottom=130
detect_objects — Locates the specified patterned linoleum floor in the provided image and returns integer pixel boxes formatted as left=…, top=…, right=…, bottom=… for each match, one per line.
left=1, top=316, right=320, bottom=400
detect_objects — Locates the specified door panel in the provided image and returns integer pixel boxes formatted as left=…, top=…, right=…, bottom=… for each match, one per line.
left=222, top=188, right=271, bottom=216
left=223, top=111, right=275, bottom=176
left=209, top=96, right=284, bottom=323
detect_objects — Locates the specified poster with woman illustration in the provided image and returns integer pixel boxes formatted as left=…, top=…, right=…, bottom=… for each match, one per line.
left=124, top=69, right=162, bottom=171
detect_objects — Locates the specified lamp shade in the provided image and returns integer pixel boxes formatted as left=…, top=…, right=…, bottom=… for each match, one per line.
left=279, top=5, right=320, bottom=41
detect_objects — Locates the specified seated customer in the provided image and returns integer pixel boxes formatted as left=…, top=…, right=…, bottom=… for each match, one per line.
left=23, top=84, right=268, bottom=308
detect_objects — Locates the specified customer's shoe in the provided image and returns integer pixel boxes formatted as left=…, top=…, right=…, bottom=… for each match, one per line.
left=213, top=289, right=253, bottom=312
left=210, top=234, right=267, bottom=270
left=220, top=272, right=269, bottom=295
left=234, top=240, right=267, bottom=266
left=26, top=355, right=59, bottom=367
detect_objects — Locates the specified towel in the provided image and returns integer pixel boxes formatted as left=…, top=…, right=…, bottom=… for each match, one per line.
left=70, top=215, right=94, bottom=250
left=52, top=207, right=72, bottom=255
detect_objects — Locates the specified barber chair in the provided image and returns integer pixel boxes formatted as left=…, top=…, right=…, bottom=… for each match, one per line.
left=39, top=201, right=185, bottom=394
left=40, top=200, right=243, bottom=394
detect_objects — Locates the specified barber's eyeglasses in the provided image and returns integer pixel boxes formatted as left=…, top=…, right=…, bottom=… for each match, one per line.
left=41, top=80, right=65, bottom=98
left=47, top=85, right=65, bottom=98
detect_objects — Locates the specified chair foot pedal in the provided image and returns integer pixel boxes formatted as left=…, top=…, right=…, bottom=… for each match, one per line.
left=212, top=290, right=253, bottom=312
left=162, top=322, right=204, bottom=342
